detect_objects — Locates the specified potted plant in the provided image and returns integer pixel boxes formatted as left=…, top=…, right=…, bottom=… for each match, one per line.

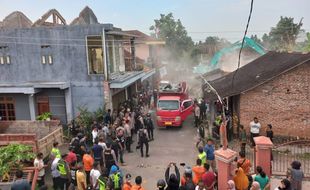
left=36, top=112, right=52, bottom=121
left=0, top=144, right=35, bottom=182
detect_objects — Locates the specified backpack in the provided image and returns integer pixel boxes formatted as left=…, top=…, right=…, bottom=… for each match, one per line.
left=181, top=179, right=195, bottom=190
left=139, top=129, right=147, bottom=142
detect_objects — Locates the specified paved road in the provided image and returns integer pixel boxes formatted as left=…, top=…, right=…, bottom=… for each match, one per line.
left=120, top=113, right=198, bottom=190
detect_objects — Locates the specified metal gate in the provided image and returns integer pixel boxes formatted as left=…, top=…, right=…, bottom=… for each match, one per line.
left=272, top=140, right=310, bottom=177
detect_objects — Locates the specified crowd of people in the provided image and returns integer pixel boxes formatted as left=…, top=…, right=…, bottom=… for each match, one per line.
left=10, top=92, right=305, bottom=190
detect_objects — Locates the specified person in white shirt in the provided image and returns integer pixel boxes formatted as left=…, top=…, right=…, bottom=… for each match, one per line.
left=249, top=117, right=261, bottom=147
left=50, top=154, right=61, bottom=190
left=194, top=102, right=200, bottom=128
left=92, top=127, right=98, bottom=143
left=98, top=137, right=107, bottom=152
left=90, top=162, right=101, bottom=190
left=124, top=119, right=132, bottom=153
left=33, top=152, right=45, bottom=187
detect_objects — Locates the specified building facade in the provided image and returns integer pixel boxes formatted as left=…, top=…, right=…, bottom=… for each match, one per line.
left=0, top=7, right=158, bottom=123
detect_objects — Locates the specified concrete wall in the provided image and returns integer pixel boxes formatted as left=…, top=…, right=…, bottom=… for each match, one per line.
left=239, top=62, right=310, bottom=138
left=0, top=25, right=107, bottom=120
left=71, top=81, right=104, bottom=115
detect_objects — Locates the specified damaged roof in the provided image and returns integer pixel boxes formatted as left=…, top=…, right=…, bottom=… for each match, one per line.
left=33, top=9, right=66, bottom=27
left=70, top=6, right=99, bottom=25
left=205, top=51, right=310, bottom=100
left=0, top=11, right=32, bottom=29
left=125, top=30, right=165, bottom=45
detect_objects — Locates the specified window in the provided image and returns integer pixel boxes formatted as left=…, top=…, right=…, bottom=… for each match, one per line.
left=0, top=97, right=16, bottom=121
left=0, top=55, right=11, bottom=64
left=41, top=55, right=46, bottom=64
left=0, top=56, right=4, bottom=64
left=158, top=100, right=180, bottom=110
left=183, top=101, right=193, bottom=109
left=41, top=55, right=53, bottom=64
left=86, top=36, right=104, bottom=74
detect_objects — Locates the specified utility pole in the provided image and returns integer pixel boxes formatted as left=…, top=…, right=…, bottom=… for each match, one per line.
left=199, top=75, right=228, bottom=150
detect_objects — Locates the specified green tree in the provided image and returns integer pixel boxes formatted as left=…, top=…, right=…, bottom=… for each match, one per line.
left=265, top=16, right=303, bottom=51
left=304, top=32, right=310, bottom=52
left=150, top=13, right=194, bottom=60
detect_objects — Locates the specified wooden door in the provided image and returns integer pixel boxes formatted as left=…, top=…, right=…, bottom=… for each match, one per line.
left=37, top=96, right=50, bottom=115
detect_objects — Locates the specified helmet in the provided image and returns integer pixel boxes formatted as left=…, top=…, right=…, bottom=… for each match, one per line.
left=157, top=179, right=166, bottom=188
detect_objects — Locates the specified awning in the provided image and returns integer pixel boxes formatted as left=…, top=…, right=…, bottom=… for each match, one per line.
left=141, top=68, right=156, bottom=81
left=109, top=71, right=144, bottom=89
left=106, top=31, right=139, bottom=38
left=0, top=82, right=70, bottom=94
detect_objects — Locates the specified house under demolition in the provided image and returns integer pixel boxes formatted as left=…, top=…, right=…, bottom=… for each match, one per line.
left=0, top=7, right=164, bottom=123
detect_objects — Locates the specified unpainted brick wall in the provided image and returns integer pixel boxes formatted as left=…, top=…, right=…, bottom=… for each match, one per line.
left=239, top=63, right=310, bottom=139
left=0, top=120, right=60, bottom=139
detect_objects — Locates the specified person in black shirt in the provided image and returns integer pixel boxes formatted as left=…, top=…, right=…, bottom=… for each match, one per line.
left=266, top=124, right=273, bottom=142
left=144, top=113, right=154, bottom=141
left=104, top=109, right=112, bottom=125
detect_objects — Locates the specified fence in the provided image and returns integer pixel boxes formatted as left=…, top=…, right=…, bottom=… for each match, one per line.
left=272, top=140, right=310, bottom=178
left=228, top=138, right=310, bottom=178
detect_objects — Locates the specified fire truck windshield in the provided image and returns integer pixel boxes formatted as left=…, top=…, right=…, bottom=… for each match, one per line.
left=158, top=100, right=179, bottom=110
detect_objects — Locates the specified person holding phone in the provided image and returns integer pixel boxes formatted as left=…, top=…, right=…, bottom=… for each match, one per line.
left=165, top=162, right=180, bottom=190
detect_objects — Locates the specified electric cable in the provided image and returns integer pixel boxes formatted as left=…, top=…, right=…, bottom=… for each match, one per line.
left=231, top=0, right=255, bottom=90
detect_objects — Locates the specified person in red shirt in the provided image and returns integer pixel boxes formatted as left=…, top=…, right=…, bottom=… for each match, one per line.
left=83, top=150, right=94, bottom=186
left=201, top=163, right=216, bottom=190
left=65, top=147, right=77, bottom=166
left=192, top=159, right=205, bottom=185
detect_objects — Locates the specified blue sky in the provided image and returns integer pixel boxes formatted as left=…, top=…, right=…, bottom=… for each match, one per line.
left=0, top=0, right=309, bottom=42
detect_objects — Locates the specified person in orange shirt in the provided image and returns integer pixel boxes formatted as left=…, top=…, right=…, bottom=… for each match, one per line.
left=237, top=151, right=252, bottom=175
left=130, top=176, right=145, bottom=190
left=233, top=166, right=249, bottom=190
left=123, top=173, right=132, bottom=190
left=83, top=150, right=94, bottom=186
left=192, top=159, right=206, bottom=185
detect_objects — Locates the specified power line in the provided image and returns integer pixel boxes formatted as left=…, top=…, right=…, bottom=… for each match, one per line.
left=232, top=0, right=255, bottom=90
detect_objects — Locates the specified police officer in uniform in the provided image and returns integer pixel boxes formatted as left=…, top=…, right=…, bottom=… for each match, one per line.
left=144, top=113, right=154, bottom=141
left=137, top=127, right=149, bottom=157
left=57, top=154, right=71, bottom=190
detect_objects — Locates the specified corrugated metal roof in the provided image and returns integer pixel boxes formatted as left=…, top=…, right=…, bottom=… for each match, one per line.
left=204, top=51, right=310, bottom=100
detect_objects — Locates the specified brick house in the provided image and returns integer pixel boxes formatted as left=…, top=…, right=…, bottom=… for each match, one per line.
left=205, top=51, right=310, bottom=138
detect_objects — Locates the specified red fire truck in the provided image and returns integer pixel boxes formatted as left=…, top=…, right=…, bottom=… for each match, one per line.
left=156, top=81, right=194, bottom=127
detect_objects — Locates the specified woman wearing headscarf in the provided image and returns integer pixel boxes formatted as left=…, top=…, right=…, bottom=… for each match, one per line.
left=250, top=181, right=261, bottom=190
left=227, top=180, right=236, bottom=190
left=233, top=164, right=249, bottom=190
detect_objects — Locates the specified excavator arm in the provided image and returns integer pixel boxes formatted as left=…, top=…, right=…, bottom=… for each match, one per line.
left=210, top=36, right=266, bottom=68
